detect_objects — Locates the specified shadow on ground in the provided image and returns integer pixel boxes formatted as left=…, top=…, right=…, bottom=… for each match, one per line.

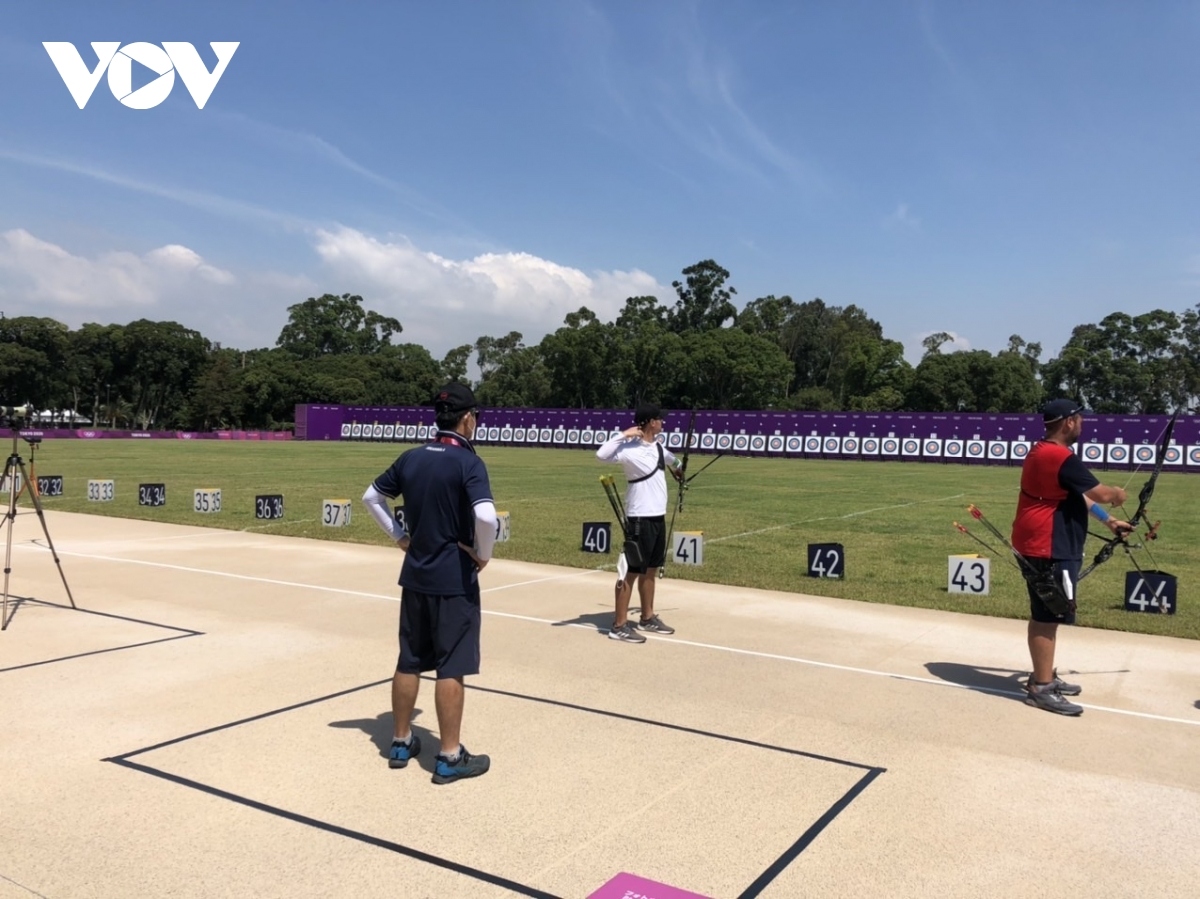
left=924, top=662, right=1029, bottom=702
left=328, top=708, right=438, bottom=774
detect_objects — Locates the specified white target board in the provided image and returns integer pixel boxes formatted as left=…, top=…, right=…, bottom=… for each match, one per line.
left=672, top=531, right=704, bottom=566
left=948, top=554, right=990, bottom=595
left=193, top=488, right=222, bottom=514
left=322, top=499, right=352, bottom=527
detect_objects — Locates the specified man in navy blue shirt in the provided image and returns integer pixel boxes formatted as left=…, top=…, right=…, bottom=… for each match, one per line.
left=362, top=382, right=497, bottom=783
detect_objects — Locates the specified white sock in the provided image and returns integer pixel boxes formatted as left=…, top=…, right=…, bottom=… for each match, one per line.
left=439, top=745, right=461, bottom=761
left=393, top=732, right=412, bottom=745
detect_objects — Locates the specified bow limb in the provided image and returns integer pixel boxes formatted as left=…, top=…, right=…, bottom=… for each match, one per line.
left=660, top=410, right=695, bottom=579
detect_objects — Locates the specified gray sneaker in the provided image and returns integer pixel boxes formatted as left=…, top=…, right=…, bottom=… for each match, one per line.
left=1025, top=669, right=1081, bottom=697
left=608, top=622, right=646, bottom=643
left=1025, top=681, right=1083, bottom=716
left=637, top=615, right=675, bottom=635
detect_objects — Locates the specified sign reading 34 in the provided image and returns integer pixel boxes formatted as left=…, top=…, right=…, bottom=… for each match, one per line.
left=43, top=41, right=239, bottom=109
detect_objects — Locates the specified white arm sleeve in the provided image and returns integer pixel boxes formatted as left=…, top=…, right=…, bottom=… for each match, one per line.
left=596, top=435, right=626, bottom=461
left=362, top=484, right=404, bottom=541
left=473, top=500, right=498, bottom=561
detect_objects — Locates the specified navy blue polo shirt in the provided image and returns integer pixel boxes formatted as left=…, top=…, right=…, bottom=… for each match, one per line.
left=372, top=431, right=493, bottom=595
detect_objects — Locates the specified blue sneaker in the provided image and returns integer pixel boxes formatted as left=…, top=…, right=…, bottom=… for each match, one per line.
left=432, top=745, right=490, bottom=784
left=388, top=734, right=421, bottom=769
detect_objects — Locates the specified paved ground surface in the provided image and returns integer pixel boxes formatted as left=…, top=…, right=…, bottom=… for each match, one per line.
left=1, top=510, right=1198, bottom=899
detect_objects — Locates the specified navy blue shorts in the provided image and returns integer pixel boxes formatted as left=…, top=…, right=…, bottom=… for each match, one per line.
left=626, top=515, right=666, bottom=573
left=397, top=585, right=481, bottom=679
left=1025, top=558, right=1079, bottom=625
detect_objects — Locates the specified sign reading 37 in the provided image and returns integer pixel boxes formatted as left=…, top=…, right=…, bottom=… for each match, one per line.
left=43, top=42, right=239, bottom=109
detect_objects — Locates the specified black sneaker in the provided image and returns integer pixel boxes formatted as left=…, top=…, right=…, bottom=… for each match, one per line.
left=637, top=615, right=675, bottom=635
left=432, top=745, right=490, bottom=784
left=388, top=734, right=421, bottom=769
left=607, top=622, right=646, bottom=643
left=1025, top=681, right=1083, bottom=716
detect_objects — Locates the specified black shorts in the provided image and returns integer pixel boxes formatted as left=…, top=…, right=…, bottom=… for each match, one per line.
left=626, top=515, right=666, bottom=573
left=1025, top=558, right=1079, bottom=625
left=397, top=586, right=481, bottom=678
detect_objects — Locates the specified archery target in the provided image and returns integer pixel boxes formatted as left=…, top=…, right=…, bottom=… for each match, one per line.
left=861, top=437, right=880, bottom=455
left=768, top=435, right=785, bottom=452
left=372, top=424, right=383, bottom=438
left=340, top=423, right=352, bottom=438
left=1188, top=446, right=1200, bottom=465
left=581, top=429, right=594, bottom=443
left=403, top=425, right=416, bottom=439
left=804, top=436, right=822, bottom=453
left=553, top=428, right=565, bottom=443
left=786, top=436, right=803, bottom=453
left=667, top=431, right=683, bottom=448
left=923, top=439, right=942, bottom=457
left=750, top=435, right=766, bottom=452
left=841, top=437, right=859, bottom=454
left=881, top=438, right=900, bottom=456
left=1010, top=441, right=1030, bottom=459
left=539, top=428, right=553, bottom=442
left=987, top=441, right=1007, bottom=459
left=902, top=439, right=920, bottom=456
left=513, top=428, right=526, bottom=442
left=1106, top=444, right=1129, bottom=464
left=567, top=429, right=580, bottom=444
left=1133, top=444, right=1156, bottom=464
left=702, top=433, right=718, bottom=449
left=732, top=434, right=749, bottom=451
left=351, top=423, right=362, bottom=438
left=1081, top=443, right=1104, bottom=463
left=500, top=426, right=513, bottom=442
left=384, top=424, right=395, bottom=439
left=1165, top=445, right=1182, bottom=465
left=965, top=440, right=984, bottom=458
left=944, top=440, right=963, bottom=458
left=823, top=436, right=840, bottom=454
left=655, top=433, right=667, bottom=445
left=717, top=434, right=733, bottom=451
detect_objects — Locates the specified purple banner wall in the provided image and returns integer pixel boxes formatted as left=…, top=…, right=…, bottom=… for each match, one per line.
left=1, top=429, right=293, bottom=441
left=294, top=404, right=1198, bottom=470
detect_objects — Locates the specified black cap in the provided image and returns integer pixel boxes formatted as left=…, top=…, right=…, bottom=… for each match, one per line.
left=634, top=402, right=662, bottom=426
left=430, top=382, right=478, bottom=415
left=1042, top=398, right=1083, bottom=423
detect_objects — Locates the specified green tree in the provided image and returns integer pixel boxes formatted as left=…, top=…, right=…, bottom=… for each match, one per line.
left=667, top=260, right=738, bottom=334
left=540, top=308, right=621, bottom=408
left=276, top=293, right=402, bottom=358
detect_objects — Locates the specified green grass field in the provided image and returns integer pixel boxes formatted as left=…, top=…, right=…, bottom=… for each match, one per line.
left=12, top=437, right=1197, bottom=639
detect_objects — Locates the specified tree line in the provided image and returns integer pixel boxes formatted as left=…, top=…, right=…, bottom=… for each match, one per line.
left=2, top=260, right=1196, bottom=429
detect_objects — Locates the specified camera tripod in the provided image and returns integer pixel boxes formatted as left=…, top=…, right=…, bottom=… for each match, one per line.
left=2, top=435, right=76, bottom=630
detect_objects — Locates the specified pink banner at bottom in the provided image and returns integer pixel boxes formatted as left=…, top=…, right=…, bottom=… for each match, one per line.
left=587, top=872, right=713, bottom=899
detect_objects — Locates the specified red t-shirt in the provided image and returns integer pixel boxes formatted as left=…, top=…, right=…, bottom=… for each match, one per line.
left=1011, top=440, right=1100, bottom=560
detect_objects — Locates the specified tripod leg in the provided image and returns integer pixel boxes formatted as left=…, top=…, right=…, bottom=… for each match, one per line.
left=2, top=456, right=18, bottom=629
left=14, top=457, right=76, bottom=611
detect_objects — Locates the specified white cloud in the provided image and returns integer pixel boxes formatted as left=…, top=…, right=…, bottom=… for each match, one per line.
left=0, top=229, right=236, bottom=308
left=0, top=228, right=313, bottom=348
left=312, top=226, right=666, bottom=352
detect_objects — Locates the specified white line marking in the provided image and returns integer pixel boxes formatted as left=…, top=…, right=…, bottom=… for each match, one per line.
left=27, top=545, right=1197, bottom=728
left=26, top=546, right=598, bottom=603
left=709, top=493, right=967, bottom=543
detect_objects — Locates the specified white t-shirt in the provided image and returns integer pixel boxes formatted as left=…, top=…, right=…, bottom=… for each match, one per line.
left=596, top=436, right=678, bottom=517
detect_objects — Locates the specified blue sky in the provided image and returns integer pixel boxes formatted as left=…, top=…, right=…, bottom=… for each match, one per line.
left=2, top=1, right=1199, bottom=364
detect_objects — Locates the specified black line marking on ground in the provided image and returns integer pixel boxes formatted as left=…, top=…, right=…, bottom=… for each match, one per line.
left=0, top=599, right=204, bottom=674
left=106, top=677, right=885, bottom=896
left=107, top=757, right=562, bottom=899
left=737, top=767, right=886, bottom=899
